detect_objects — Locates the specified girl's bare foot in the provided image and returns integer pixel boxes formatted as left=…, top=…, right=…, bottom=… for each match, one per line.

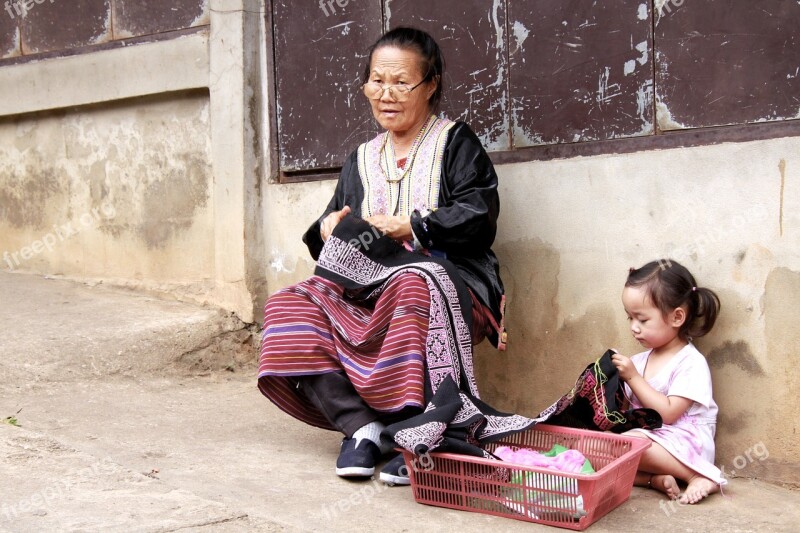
left=650, top=474, right=680, bottom=500
left=680, top=475, right=719, bottom=504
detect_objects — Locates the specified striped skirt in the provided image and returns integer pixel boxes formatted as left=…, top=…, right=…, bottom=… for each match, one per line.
left=257, top=272, right=435, bottom=431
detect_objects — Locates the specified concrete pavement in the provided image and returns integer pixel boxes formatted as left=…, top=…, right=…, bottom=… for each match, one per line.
left=1, top=271, right=798, bottom=532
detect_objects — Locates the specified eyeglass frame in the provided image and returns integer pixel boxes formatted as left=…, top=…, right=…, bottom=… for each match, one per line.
left=361, top=68, right=435, bottom=102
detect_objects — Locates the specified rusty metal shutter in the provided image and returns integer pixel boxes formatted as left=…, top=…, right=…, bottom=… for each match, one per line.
left=272, top=0, right=382, bottom=174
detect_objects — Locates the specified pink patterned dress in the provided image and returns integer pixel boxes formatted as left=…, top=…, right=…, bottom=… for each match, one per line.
left=624, top=343, right=727, bottom=485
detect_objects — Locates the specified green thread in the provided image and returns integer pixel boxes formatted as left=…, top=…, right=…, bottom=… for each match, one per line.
left=592, top=357, right=627, bottom=425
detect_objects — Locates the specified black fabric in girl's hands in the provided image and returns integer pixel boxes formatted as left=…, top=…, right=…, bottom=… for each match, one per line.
left=546, top=350, right=663, bottom=434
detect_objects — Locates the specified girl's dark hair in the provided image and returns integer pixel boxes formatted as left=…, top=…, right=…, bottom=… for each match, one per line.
left=626, top=259, right=720, bottom=340
left=363, top=27, right=445, bottom=112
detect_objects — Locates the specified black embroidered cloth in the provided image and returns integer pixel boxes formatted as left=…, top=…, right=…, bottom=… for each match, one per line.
left=383, top=350, right=662, bottom=457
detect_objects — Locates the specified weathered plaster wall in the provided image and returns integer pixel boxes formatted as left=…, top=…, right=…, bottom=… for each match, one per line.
left=476, top=136, right=800, bottom=488
left=0, top=91, right=215, bottom=297
left=0, top=4, right=261, bottom=321
left=261, top=181, right=327, bottom=290
left=260, top=135, right=800, bottom=487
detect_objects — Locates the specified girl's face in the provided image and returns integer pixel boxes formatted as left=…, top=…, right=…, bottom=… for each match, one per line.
left=622, top=286, right=685, bottom=351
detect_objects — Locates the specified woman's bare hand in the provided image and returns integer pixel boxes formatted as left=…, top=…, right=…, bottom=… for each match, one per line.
left=364, top=214, right=413, bottom=241
left=320, top=206, right=352, bottom=241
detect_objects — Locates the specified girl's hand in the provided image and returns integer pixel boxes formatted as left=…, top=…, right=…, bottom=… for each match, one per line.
left=320, top=206, right=352, bottom=241
left=364, top=214, right=413, bottom=241
left=610, top=351, right=639, bottom=383
left=611, top=350, right=694, bottom=424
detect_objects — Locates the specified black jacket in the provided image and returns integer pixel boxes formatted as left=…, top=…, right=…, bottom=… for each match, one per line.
left=303, top=122, right=504, bottom=328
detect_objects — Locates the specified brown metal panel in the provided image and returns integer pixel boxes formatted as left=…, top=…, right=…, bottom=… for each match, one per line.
left=386, top=0, right=511, bottom=151
left=0, top=8, right=20, bottom=58
left=490, top=120, right=800, bottom=165
left=655, top=1, right=800, bottom=130
left=273, top=0, right=382, bottom=172
left=113, top=0, right=208, bottom=38
left=21, top=0, right=112, bottom=55
left=509, top=0, right=654, bottom=147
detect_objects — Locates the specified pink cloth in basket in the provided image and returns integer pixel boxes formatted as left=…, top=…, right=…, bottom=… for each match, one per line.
left=494, top=446, right=589, bottom=474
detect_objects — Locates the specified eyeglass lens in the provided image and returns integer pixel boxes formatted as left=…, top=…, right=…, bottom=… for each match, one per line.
left=364, top=84, right=410, bottom=101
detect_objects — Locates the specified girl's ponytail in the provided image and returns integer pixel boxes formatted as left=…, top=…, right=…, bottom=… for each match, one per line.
left=686, top=286, right=720, bottom=339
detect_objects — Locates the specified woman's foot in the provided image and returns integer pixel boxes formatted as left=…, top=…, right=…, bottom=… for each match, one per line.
left=379, top=453, right=411, bottom=486
left=650, top=474, right=681, bottom=500
left=335, top=437, right=381, bottom=477
left=679, top=475, right=719, bottom=504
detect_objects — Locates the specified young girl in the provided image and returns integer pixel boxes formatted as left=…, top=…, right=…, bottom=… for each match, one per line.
left=611, top=259, right=726, bottom=504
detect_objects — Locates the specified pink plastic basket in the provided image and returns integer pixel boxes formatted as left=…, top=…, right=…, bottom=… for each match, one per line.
left=402, top=424, right=650, bottom=530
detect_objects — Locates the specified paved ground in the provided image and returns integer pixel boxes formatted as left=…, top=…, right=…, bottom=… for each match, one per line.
left=1, top=271, right=798, bottom=532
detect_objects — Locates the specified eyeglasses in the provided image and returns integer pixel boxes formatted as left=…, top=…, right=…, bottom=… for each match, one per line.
left=361, top=77, right=429, bottom=102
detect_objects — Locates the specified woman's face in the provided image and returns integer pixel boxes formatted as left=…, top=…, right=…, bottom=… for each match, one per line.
left=366, top=46, right=436, bottom=138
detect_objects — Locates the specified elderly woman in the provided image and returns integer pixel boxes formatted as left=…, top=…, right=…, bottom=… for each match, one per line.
left=258, top=27, right=509, bottom=484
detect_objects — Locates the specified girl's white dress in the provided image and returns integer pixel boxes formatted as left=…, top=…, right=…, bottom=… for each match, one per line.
left=624, top=342, right=726, bottom=485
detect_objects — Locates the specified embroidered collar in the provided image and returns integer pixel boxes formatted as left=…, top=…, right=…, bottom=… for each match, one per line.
left=357, top=116, right=455, bottom=218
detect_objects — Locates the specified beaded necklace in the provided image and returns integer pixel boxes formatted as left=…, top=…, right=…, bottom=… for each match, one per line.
left=381, top=114, right=435, bottom=183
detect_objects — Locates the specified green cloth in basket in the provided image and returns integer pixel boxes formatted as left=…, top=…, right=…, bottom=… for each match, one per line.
left=504, top=444, right=594, bottom=520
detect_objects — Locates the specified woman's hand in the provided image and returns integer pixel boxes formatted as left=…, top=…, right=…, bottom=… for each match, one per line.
left=610, top=351, right=638, bottom=383
left=364, top=214, right=413, bottom=241
left=320, top=206, right=352, bottom=241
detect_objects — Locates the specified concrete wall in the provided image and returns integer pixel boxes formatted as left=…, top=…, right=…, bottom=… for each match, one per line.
left=476, top=137, right=800, bottom=488
left=0, top=91, right=214, bottom=293
left=0, top=1, right=265, bottom=321
left=0, top=29, right=217, bottom=302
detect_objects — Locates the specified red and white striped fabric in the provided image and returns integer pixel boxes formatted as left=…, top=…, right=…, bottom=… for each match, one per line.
left=258, top=272, right=433, bottom=430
